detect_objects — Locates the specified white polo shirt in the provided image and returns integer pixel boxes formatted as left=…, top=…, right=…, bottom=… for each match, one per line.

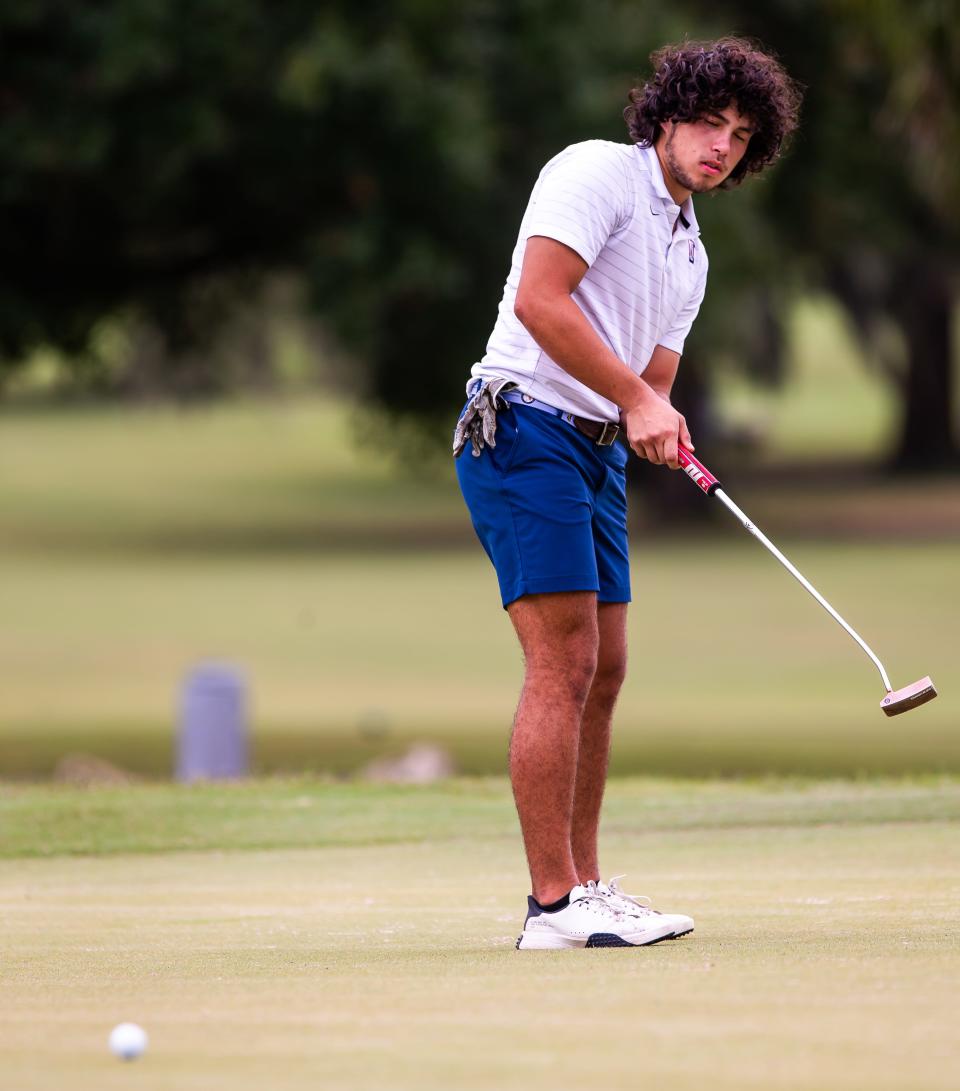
left=471, top=140, right=708, bottom=423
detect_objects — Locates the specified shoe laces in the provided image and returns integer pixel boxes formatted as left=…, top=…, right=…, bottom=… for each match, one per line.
left=602, top=875, right=659, bottom=916
left=573, top=885, right=628, bottom=920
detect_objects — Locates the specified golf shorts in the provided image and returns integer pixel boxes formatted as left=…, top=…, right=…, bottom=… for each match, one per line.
left=454, top=398, right=631, bottom=608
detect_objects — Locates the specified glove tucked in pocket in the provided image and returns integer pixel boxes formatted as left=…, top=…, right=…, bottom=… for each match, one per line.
left=452, top=378, right=517, bottom=458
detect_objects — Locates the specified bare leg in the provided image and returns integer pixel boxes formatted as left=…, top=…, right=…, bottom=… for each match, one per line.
left=507, top=591, right=599, bottom=905
left=571, top=603, right=628, bottom=884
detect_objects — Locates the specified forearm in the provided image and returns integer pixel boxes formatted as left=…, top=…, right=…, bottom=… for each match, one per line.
left=515, top=294, right=659, bottom=411
left=512, top=235, right=692, bottom=465
left=640, top=344, right=682, bottom=404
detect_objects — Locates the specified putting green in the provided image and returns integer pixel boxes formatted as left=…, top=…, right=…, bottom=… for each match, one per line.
left=3, top=777, right=958, bottom=1090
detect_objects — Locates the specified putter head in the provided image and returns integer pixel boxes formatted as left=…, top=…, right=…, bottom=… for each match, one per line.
left=881, top=676, right=937, bottom=717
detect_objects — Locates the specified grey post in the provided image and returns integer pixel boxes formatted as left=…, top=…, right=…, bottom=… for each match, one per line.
left=176, top=662, right=249, bottom=781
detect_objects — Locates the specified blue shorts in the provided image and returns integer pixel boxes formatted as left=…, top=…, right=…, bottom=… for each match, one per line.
left=455, top=400, right=631, bottom=608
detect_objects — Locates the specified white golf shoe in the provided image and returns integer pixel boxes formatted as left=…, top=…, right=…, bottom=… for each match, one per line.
left=515, top=884, right=676, bottom=949
left=593, top=875, right=694, bottom=939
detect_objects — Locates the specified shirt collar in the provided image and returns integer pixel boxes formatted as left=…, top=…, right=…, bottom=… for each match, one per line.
left=637, top=142, right=700, bottom=236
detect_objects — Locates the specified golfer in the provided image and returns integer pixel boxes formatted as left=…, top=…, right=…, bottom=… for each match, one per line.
left=453, top=38, right=802, bottom=949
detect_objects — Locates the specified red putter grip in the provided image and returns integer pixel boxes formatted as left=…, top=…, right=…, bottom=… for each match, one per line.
left=677, top=444, right=721, bottom=496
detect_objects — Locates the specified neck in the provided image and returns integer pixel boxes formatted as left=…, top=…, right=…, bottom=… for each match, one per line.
left=653, top=141, right=692, bottom=206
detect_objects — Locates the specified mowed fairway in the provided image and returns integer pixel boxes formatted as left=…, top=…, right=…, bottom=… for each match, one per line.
left=1, top=397, right=957, bottom=777
left=3, top=777, right=959, bottom=1090
left=0, top=543, right=957, bottom=777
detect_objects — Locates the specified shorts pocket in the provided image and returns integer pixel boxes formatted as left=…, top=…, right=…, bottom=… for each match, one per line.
left=488, top=406, right=523, bottom=476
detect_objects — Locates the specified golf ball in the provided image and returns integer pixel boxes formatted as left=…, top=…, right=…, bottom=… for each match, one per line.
left=108, top=1022, right=148, bottom=1061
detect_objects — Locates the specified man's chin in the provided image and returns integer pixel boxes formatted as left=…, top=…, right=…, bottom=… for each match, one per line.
left=690, top=175, right=726, bottom=194
left=672, top=168, right=725, bottom=196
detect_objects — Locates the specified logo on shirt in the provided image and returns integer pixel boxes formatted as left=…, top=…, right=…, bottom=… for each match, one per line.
left=688, top=240, right=696, bottom=264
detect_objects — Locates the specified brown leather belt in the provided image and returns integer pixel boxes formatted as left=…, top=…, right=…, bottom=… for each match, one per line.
left=570, top=416, right=620, bottom=446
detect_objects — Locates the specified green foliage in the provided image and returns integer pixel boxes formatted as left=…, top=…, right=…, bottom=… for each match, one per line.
left=0, top=0, right=685, bottom=401
left=0, top=1, right=328, bottom=372
left=1, top=2, right=957, bottom=462
left=689, top=0, right=960, bottom=464
left=301, top=0, right=684, bottom=417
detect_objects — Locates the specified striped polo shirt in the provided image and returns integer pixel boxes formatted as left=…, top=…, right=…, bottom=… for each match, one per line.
left=471, top=140, right=708, bottom=423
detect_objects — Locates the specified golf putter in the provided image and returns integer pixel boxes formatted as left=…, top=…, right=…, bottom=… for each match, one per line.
left=676, top=444, right=937, bottom=717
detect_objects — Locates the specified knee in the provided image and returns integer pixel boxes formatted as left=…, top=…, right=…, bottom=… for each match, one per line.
left=564, top=647, right=601, bottom=706
left=592, top=648, right=627, bottom=702
left=525, top=636, right=599, bottom=707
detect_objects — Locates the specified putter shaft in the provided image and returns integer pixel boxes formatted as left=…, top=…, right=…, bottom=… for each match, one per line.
left=676, top=445, right=893, bottom=693
left=712, top=487, right=893, bottom=692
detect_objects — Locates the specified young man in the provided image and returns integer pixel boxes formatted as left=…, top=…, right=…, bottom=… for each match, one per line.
left=453, top=38, right=801, bottom=949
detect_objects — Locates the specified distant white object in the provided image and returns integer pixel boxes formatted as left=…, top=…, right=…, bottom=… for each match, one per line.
left=363, top=744, right=455, bottom=784
left=176, top=662, right=249, bottom=781
left=109, top=1022, right=148, bottom=1061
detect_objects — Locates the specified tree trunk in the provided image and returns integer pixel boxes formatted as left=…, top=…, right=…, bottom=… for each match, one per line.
left=891, top=261, right=957, bottom=471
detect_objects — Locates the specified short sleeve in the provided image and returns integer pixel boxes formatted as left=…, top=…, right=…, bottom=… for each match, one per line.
left=522, top=143, right=628, bottom=268
left=658, top=258, right=708, bottom=355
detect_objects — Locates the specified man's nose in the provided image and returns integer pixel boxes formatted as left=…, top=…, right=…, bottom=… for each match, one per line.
left=712, top=132, right=731, bottom=157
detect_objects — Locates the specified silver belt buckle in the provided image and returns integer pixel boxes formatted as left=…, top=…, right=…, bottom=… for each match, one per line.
left=596, top=422, right=619, bottom=446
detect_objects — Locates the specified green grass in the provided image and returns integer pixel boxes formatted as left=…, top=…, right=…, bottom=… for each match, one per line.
left=0, top=397, right=465, bottom=553
left=0, top=543, right=956, bottom=778
left=3, top=777, right=959, bottom=1090
left=1, top=775, right=958, bottom=858
left=0, top=376, right=956, bottom=780
left=1, top=287, right=953, bottom=1087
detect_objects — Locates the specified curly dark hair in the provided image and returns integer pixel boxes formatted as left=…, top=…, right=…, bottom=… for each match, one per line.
left=624, top=37, right=802, bottom=187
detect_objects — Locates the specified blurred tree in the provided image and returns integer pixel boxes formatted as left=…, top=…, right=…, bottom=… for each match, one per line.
left=688, top=0, right=960, bottom=469
left=827, top=0, right=960, bottom=468
left=0, top=0, right=680, bottom=401
left=299, top=0, right=687, bottom=426
left=0, top=0, right=330, bottom=393
left=2, top=0, right=955, bottom=473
